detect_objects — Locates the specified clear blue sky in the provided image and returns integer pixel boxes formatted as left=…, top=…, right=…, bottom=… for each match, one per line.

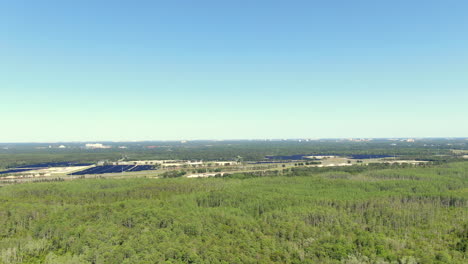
left=1, top=0, right=467, bottom=142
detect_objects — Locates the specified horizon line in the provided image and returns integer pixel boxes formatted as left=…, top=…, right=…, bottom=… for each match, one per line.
left=1, top=137, right=467, bottom=144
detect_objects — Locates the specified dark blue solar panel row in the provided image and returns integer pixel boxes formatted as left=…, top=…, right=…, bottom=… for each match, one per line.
left=16, top=162, right=94, bottom=168
left=69, top=165, right=155, bottom=175
left=266, top=154, right=307, bottom=160
left=349, top=155, right=394, bottom=159
left=0, top=168, right=36, bottom=175
left=128, top=165, right=153, bottom=172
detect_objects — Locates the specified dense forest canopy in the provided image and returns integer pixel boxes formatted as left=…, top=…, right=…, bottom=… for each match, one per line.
left=0, top=162, right=467, bottom=263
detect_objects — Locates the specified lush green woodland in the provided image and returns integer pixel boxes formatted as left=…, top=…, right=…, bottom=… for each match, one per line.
left=1, top=162, right=467, bottom=263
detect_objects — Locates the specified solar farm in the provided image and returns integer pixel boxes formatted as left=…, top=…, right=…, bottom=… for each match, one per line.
left=0, top=154, right=407, bottom=179
left=69, top=165, right=155, bottom=175
left=0, top=150, right=424, bottom=182
left=16, top=162, right=93, bottom=168
left=0, top=162, right=95, bottom=175
left=0, top=168, right=37, bottom=175
left=0, top=162, right=157, bottom=179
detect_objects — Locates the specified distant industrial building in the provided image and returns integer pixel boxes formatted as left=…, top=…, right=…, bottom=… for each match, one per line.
left=85, top=143, right=111, bottom=149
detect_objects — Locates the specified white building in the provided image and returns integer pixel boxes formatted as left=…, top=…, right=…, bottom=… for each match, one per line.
left=85, top=143, right=111, bottom=149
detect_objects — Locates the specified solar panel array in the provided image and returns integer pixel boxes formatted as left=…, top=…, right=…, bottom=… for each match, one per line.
left=266, top=154, right=307, bottom=160
left=16, top=162, right=94, bottom=168
left=349, top=155, right=394, bottom=159
left=0, top=168, right=36, bottom=175
left=128, top=165, right=153, bottom=172
left=69, top=165, right=155, bottom=175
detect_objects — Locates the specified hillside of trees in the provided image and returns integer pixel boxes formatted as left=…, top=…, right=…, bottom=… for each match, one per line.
left=0, top=162, right=467, bottom=263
